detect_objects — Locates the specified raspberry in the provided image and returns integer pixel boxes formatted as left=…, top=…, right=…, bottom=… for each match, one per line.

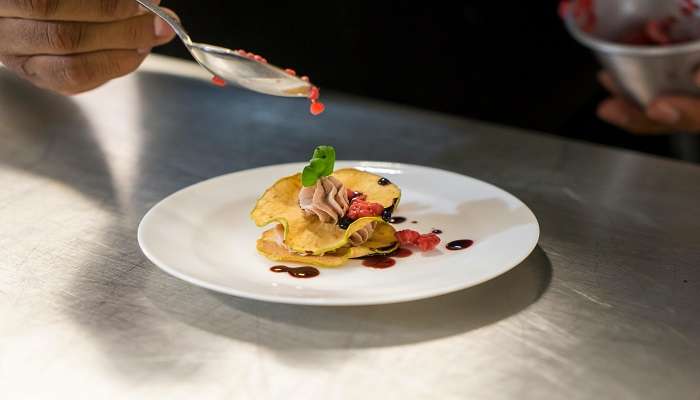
left=396, top=229, right=420, bottom=246
left=645, top=18, right=675, bottom=45
left=346, top=199, right=384, bottom=219
left=396, top=230, right=441, bottom=251
left=416, top=233, right=441, bottom=252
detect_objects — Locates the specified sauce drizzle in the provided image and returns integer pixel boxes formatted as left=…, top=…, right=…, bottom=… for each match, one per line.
left=446, top=240, right=474, bottom=251
left=270, top=265, right=320, bottom=278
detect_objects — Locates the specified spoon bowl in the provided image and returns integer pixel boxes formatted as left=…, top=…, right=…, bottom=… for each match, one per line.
left=135, top=0, right=312, bottom=97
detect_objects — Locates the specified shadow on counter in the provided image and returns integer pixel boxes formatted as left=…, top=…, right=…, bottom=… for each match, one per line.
left=146, top=246, right=551, bottom=351
left=0, top=69, right=117, bottom=206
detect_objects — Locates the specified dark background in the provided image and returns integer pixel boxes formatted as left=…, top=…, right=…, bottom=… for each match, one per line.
left=155, top=1, right=688, bottom=161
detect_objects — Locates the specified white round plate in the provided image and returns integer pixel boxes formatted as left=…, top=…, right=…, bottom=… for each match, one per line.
left=138, top=162, right=539, bottom=306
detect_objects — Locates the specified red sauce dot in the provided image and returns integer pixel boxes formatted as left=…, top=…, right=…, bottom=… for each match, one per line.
left=310, top=101, right=325, bottom=116
left=285, top=68, right=296, bottom=76
left=211, top=76, right=226, bottom=87
left=301, top=76, right=310, bottom=82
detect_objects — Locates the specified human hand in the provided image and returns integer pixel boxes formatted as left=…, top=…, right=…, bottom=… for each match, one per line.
left=597, top=71, right=700, bottom=134
left=0, top=0, right=178, bottom=95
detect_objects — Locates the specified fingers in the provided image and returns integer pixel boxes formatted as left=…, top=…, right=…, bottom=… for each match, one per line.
left=647, top=96, right=700, bottom=132
left=0, top=12, right=176, bottom=55
left=0, top=1, right=177, bottom=96
left=1, top=49, right=147, bottom=95
left=598, top=69, right=700, bottom=134
left=598, top=95, right=700, bottom=134
left=597, top=97, right=670, bottom=134
left=0, top=0, right=161, bottom=22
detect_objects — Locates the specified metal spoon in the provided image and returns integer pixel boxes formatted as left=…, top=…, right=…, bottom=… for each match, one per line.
left=134, top=0, right=312, bottom=97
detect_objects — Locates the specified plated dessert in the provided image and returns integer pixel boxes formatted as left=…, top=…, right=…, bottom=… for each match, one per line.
left=251, top=146, right=442, bottom=270
left=139, top=158, right=537, bottom=304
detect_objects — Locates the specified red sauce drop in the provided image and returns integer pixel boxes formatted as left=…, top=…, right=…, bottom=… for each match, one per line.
left=446, top=240, right=474, bottom=251
left=390, top=248, right=413, bottom=258
left=211, top=76, right=226, bottom=87
left=310, top=101, right=325, bottom=116
left=284, top=68, right=296, bottom=76
left=270, top=265, right=320, bottom=278
left=362, top=256, right=396, bottom=269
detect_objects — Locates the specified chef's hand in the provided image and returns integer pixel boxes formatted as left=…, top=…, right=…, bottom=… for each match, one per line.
left=0, top=0, right=178, bottom=95
left=597, top=71, right=700, bottom=134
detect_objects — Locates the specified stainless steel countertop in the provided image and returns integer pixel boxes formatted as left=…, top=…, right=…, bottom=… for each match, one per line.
left=0, top=55, right=698, bottom=400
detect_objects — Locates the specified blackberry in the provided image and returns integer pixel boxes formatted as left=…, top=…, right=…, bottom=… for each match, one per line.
left=338, top=217, right=353, bottom=230
left=382, top=208, right=393, bottom=222
left=378, top=177, right=391, bottom=186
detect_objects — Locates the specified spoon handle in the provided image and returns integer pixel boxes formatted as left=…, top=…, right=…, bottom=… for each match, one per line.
left=134, top=0, right=191, bottom=43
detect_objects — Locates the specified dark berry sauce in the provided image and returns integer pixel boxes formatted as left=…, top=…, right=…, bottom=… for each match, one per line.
left=446, top=240, right=474, bottom=251
left=270, top=265, right=320, bottom=278
left=432, top=229, right=443, bottom=234
left=389, top=248, right=413, bottom=258
left=378, top=177, right=391, bottom=186
left=362, top=256, right=396, bottom=269
left=389, top=216, right=407, bottom=224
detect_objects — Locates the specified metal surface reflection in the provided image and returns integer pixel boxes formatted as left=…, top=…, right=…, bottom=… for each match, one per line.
left=0, top=56, right=698, bottom=399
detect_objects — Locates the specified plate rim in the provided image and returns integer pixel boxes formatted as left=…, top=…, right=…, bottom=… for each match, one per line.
left=137, top=161, right=540, bottom=306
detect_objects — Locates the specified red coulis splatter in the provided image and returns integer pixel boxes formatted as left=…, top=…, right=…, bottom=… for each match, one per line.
left=362, top=256, right=396, bottom=269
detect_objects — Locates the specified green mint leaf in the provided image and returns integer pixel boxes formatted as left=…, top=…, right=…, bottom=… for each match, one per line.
left=301, top=145, right=336, bottom=187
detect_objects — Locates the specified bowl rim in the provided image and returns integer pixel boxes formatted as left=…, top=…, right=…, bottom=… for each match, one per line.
left=564, top=12, right=700, bottom=56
